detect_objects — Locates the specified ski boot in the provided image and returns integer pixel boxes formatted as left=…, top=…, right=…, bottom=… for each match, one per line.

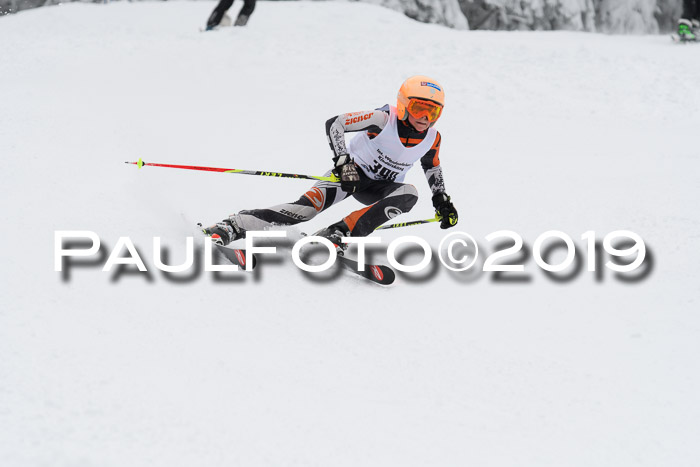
left=204, top=13, right=230, bottom=31
left=234, top=14, right=250, bottom=26
left=202, top=215, right=244, bottom=246
left=313, top=220, right=351, bottom=255
left=678, top=19, right=697, bottom=42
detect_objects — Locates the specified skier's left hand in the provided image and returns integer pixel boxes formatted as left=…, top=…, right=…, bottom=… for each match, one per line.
left=335, top=160, right=361, bottom=193
left=432, top=193, right=458, bottom=229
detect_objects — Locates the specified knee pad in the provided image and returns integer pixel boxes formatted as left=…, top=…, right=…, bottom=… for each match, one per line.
left=387, top=184, right=418, bottom=211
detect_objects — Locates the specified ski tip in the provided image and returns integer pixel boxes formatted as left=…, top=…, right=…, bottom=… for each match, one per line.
left=372, top=265, right=396, bottom=287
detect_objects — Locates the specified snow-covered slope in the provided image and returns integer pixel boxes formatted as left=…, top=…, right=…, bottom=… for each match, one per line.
left=1, top=2, right=699, bottom=466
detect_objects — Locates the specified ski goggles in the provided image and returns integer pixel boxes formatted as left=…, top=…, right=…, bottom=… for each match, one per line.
left=406, top=98, right=443, bottom=122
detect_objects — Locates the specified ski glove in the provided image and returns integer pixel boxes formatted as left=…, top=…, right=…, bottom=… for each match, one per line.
left=333, top=154, right=360, bottom=193
left=432, top=193, right=458, bottom=229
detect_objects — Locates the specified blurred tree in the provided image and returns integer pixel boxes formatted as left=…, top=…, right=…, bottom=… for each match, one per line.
left=458, top=0, right=682, bottom=32
left=355, top=0, right=469, bottom=29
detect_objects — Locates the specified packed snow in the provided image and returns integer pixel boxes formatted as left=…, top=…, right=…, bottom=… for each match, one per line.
left=1, top=1, right=699, bottom=466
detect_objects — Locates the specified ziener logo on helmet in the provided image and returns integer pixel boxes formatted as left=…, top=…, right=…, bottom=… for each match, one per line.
left=421, top=81, right=442, bottom=92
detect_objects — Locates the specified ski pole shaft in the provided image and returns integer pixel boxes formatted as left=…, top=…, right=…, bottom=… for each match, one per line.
left=125, top=158, right=340, bottom=182
left=375, top=215, right=440, bottom=230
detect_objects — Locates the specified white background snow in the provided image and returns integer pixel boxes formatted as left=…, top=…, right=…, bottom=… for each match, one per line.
left=1, top=1, right=699, bottom=466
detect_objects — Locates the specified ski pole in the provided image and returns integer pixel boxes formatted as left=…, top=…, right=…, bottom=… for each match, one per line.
left=125, top=158, right=340, bottom=182
left=375, top=215, right=440, bottom=231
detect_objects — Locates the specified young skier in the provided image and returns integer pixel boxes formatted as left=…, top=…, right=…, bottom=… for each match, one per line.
left=206, top=0, right=256, bottom=30
left=203, top=75, right=459, bottom=251
left=678, top=0, right=700, bottom=41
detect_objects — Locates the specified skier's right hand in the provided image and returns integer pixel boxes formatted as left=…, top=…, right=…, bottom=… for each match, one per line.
left=333, top=154, right=360, bottom=193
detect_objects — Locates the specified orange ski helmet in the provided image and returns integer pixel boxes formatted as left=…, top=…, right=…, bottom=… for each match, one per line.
left=397, top=75, right=445, bottom=126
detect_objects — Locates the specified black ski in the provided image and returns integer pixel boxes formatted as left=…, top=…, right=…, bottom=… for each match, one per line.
left=299, top=232, right=396, bottom=286
left=214, top=245, right=391, bottom=282
left=216, top=244, right=391, bottom=282
left=337, top=256, right=395, bottom=286
left=215, top=245, right=257, bottom=271
left=200, top=226, right=392, bottom=281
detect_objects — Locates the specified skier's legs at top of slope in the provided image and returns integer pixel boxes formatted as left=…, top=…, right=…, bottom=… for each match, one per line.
left=206, top=0, right=256, bottom=30
left=203, top=75, right=459, bottom=250
left=678, top=0, right=700, bottom=40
